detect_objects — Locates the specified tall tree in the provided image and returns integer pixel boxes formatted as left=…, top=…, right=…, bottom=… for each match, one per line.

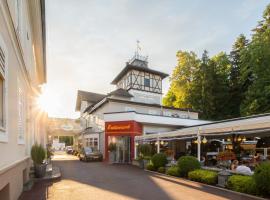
left=240, top=4, right=270, bottom=115
left=228, top=34, right=248, bottom=118
left=163, top=51, right=200, bottom=108
left=191, top=51, right=231, bottom=120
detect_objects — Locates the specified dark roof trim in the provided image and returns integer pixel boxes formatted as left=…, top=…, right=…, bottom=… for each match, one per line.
left=108, top=88, right=133, bottom=98
left=111, top=64, right=169, bottom=84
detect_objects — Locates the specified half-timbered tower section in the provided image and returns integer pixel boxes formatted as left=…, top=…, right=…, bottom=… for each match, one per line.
left=111, top=54, right=168, bottom=105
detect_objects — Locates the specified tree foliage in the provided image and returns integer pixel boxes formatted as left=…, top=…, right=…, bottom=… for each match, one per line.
left=163, top=4, right=270, bottom=120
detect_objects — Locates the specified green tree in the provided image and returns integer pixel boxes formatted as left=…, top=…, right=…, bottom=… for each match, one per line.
left=240, top=4, right=270, bottom=115
left=194, top=51, right=231, bottom=120
left=163, top=51, right=200, bottom=108
left=228, top=34, right=248, bottom=118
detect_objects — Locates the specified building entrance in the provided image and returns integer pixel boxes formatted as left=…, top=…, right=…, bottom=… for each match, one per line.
left=115, top=136, right=131, bottom=163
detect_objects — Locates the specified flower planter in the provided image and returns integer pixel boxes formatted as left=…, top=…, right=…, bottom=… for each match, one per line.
left=143, top=159, right=149, bottom=169
left=109, top=152, right=116, bottom=164
left=34, top=164, right=47, bottom=178
left=132, top=160, right=140, bottom=167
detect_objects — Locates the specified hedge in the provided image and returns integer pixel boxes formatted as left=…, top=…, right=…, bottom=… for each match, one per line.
left=166, top=166, right=181, bottom=177
left=227, top=175, right=257, bottom=195
left=253, top=161, right=270, bottom=196
left=157, top=167, right=166, bottom=173
left=188, top=169, right=218, bottom=185
left=146, top=163, right=156, bottom=171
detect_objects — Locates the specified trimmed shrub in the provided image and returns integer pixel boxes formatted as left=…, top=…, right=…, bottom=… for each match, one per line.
left=227, top=175, right=257, bottom=195
left=166, top=166, right=181, bottom=177
left=177, top=156, right=200, bottom=177
left=151, top=153, right=167, bottom=169
left=157, top=167, right=166, bottom=173
left=31, top=144, right=46, bottom=165
left=188, top=169, right=218, bottom=185
left=253, top=161, right=270, bottom=195
left=146, top=163, right=156, bottom=171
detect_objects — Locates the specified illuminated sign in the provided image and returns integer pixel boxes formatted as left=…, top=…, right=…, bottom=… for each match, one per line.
left=107, top=124, right=131, bottom=131
left=105, top=121, right=143, bottom=135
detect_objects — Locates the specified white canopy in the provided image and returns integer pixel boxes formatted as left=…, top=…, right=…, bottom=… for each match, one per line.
left=135, top=113, right=270, bottom=141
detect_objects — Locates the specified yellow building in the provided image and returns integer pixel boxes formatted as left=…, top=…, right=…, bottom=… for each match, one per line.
left=0, top=0, right=46, bottom=199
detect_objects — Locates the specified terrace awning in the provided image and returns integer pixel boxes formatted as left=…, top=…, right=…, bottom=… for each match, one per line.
left=135, top=113, right=270, bottom=141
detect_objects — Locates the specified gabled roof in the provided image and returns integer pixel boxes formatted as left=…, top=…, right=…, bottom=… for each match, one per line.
left=108, top=88, right=133, bottom=98
left=75, top=90, right=106, bottom=111
left=111, top=64, right=169, bottom=85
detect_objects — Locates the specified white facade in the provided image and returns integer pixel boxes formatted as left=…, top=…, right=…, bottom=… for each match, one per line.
left=0, top=0, right=46, bottom=199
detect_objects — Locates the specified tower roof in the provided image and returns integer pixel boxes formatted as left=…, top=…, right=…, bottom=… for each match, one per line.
left=111, top=55, right=168, bottom=85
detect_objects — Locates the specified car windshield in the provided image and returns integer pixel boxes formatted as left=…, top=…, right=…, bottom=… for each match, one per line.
left=84, top=147, right=93, bottom=153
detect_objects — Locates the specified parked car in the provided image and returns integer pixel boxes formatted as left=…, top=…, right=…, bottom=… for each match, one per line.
left=66, top=146, right=73, bottom=154
left=79, top=147, right=103, bottom=162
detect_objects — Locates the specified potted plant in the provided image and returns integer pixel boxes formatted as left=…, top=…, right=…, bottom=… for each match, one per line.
left=31, top=143, right=46, bottom=178
left=108, top=143, right=116, bottom=164
left=138, top=144, right=152, bottom=168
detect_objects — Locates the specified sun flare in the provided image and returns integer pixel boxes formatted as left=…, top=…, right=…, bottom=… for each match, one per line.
left=36, top=84, right=56, bottom=114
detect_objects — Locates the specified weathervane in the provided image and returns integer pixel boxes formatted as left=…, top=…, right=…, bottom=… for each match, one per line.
left=135, top=40, right=142, bottom=56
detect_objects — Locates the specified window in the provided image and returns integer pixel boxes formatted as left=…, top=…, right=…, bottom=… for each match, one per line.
left=144, top=78, right=150, bottom=87
left=86, top=137, right=99, bottom=150
left=0, top=35, right=7, bottom=142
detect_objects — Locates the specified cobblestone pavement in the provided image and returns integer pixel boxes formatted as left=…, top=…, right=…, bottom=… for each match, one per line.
left=20, top=152, right=258, bottom=200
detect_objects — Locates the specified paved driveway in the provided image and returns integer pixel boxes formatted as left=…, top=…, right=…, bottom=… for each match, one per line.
left=20, top=152, right=258, bottom=200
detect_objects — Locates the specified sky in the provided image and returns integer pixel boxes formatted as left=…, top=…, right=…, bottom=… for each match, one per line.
left=45, top=0, right=270, bottom=119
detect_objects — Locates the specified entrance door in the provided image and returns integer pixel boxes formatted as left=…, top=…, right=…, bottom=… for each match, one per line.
left=116, top=136, right=131, bottom=163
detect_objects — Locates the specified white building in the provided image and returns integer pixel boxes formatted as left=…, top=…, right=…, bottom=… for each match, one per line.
left=0, top=1, right=47, bottom=199
left=76, top=54, right=209, bottom=163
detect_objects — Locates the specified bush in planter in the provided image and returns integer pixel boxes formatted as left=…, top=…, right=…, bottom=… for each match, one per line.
left=253, top=161, right=270, bottom=195
left=166, top=166, right=180, bottom=177
left=31, top=144, right=46, bottom=178
left=188, top=169, right=218, bottom=185
left=146, top=162, right=156, bottom=171
left=227, top=175, right=257, bottom=195
left=177, top=156, right=200, bottom=177
left=151, top=153, right=167, bottom=169
left=157, top=167, right=166, bottom=173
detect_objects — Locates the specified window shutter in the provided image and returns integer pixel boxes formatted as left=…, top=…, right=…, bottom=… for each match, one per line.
left=0, top=46, right=5, bottom=73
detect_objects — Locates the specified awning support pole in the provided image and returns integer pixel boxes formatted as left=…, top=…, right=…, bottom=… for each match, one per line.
left=157, top=137, right=160, bottom=153
left=134, top=139, right=137, bottom=159
left=197, top=129, right=201, bottom=161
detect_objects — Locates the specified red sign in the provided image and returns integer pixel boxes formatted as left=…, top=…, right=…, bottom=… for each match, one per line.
left=105, top=121, right=142, bottom=135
